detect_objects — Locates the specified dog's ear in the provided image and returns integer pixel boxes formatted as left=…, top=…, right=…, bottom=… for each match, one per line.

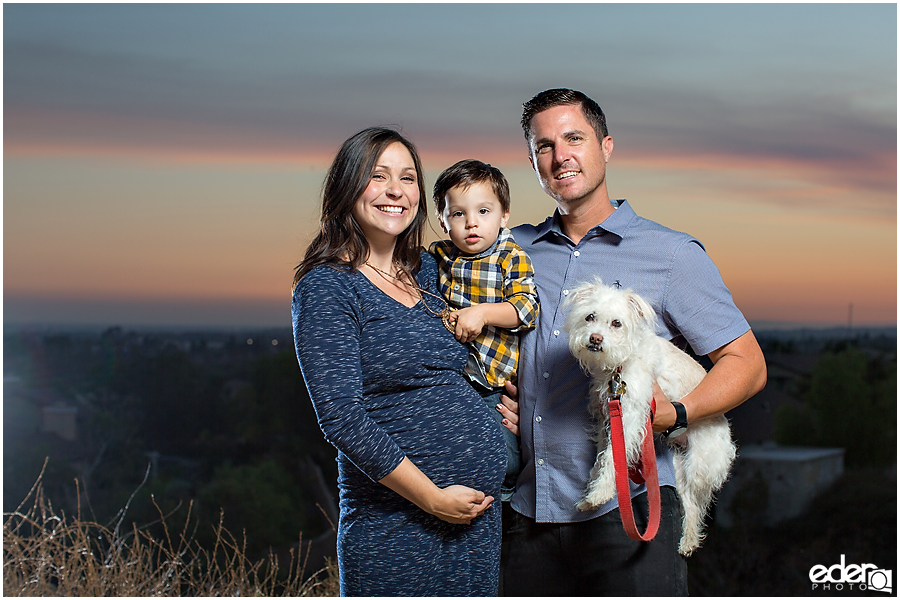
left=564, top=283, right=594, bottom=309
left=626, top=292, right=658, bottom=330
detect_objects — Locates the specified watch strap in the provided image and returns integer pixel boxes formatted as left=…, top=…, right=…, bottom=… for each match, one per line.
left=665, top=401, right=688, bottom=438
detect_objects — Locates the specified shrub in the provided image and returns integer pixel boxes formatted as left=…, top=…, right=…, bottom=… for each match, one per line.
left=774, top=346, right=896, bottom=467
left=3, top=463, right=339, bottom=597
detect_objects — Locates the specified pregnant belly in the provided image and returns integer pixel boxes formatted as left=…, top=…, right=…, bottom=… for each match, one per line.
left=380, top=384, right=507, bottom=495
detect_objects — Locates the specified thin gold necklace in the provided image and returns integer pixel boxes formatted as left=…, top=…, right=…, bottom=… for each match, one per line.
left=364, top=261, right=455, bottom=333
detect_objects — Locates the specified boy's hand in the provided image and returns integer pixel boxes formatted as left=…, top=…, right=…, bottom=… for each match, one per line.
left=447, top=302, right=521, bottom=344
left=448, top=306, right=486, bottom=343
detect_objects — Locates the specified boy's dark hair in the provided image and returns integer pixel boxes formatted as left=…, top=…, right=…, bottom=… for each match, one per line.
left=521, top=88, right=609, bottom=154
left=432, top=159, right=511, bottom=215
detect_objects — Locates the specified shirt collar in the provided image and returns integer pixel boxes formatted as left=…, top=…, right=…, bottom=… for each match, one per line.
left=533, top=199, right=634, bottom=244
left=448, top=227, right=513, bottom=260
left=597, top=199, right=634, bottom=239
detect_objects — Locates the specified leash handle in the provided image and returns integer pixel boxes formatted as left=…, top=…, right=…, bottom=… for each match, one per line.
left=608, top=397, right=661, bottom=542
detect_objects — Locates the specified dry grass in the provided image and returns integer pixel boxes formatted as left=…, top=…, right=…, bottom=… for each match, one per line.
left=3, top=462, right=340, bottom=597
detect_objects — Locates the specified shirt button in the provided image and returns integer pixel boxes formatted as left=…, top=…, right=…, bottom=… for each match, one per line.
left=553, top=330, right=560, bottom=336
left=535, top=416, right=542, bottom=423
left=573, top=251, right=580, bottom=257
left=537, top=459, right=545, bottom=466
left=542, top=372, right=549, bottom=379
left=563, top=289, right=569, bottom=296
left=453, top=284, right=460, bottom=290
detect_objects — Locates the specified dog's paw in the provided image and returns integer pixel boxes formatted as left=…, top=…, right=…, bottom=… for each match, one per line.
left=677, top=516, right=704, bottom=556
left=575, top=489, right=614, bottom=510
left=678, top=534, right=700, bottom=557
left=575, top=498, right=595, bottom=511
left=580, top=481, right=615, bottom=508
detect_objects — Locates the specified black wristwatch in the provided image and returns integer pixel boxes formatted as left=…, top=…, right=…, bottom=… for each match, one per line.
left=664, top=402, right=688, bottom=439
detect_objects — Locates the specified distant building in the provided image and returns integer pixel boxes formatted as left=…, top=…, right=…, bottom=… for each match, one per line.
left=727, top=387, right=802, bottom=446
left=727, top=351, right=822, bottom=446
left=41, top=403, right=78, bottom=441
left=717, top=444, right=845, bottom=528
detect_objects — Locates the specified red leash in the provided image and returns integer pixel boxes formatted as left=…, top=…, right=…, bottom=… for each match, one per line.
left=607, top=371, right=660, bottom=542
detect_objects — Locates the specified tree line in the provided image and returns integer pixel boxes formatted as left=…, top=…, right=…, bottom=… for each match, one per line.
left=4, top=328, right=337, bottom=559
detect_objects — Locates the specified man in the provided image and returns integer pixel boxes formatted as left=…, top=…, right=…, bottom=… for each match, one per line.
left=498, top=89, right=767, bottom=595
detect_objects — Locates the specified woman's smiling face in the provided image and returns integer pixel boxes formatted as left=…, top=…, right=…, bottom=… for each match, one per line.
left=352, top=142, right=420, bottom=246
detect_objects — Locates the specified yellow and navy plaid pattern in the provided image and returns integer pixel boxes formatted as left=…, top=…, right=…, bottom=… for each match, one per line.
left=429, top=228, right=539, bottom=388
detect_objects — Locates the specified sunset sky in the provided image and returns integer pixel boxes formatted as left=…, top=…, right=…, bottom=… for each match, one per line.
left=3, top=3, right=897, bottom=329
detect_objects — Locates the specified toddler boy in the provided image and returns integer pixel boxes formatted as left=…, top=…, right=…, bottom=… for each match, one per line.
left=429, top=159, right=539, bottom=501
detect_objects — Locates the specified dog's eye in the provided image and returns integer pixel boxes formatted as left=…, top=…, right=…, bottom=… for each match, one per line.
left=611, top=320, right=622, bottom=328
left=585, top=313, right=595, bottom=322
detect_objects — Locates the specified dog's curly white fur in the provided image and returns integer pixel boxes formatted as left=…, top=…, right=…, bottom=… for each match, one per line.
left=563, top=279, right=736, bottom=556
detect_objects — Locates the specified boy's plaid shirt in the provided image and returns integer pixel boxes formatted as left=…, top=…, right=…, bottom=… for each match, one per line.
left=429, top=228, right=539, bottom=388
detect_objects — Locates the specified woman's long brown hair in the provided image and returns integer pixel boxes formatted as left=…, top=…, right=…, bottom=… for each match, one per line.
left=292, top=127, right=428, bottom=289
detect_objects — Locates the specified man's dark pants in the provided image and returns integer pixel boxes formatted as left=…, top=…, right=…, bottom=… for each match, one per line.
left=500, top=486, right=688, bottom=596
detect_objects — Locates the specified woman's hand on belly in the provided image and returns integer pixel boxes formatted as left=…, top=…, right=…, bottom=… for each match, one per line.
left=430, top=485, right=494, bottom=525
left=379, top=457, right=495, bottom=525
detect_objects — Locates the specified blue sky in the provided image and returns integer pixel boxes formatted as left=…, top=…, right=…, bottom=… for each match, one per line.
left=3, top=3, right=896, bottom=328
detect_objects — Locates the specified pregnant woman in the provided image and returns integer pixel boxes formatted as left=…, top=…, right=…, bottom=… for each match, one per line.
left=291, top=127, right=505, bottom=596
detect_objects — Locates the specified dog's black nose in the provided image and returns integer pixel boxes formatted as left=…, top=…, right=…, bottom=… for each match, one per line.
left=590, top=333, right=603, bottom=345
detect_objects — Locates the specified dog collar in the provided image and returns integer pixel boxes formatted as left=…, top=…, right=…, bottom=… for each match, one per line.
left=608, top=367, right=627, bottom=399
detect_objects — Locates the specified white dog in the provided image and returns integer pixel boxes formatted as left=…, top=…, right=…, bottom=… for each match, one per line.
left=563, top=278, right=736, bottom=556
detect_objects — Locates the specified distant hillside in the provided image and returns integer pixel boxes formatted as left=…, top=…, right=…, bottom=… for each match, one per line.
left=752, top=324, right=896, bottom=340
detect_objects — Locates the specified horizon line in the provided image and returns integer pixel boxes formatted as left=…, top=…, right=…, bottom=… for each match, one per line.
left=4, top=320, right=896, bottom=335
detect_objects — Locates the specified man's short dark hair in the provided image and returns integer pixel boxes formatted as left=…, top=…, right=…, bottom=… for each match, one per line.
left=521, top=88, right=609, bottom=152
left=432, top=159, right=511, bottom=215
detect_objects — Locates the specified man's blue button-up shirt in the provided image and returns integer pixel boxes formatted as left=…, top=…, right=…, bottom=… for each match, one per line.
left=510, top=199, right=750, bottom=523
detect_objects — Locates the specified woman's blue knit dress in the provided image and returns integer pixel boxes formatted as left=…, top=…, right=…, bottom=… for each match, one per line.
left=292, top=252, right=506, bottom=596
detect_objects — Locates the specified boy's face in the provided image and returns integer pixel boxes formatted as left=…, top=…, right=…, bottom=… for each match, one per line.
left=439, top=181, right=510, bottom=255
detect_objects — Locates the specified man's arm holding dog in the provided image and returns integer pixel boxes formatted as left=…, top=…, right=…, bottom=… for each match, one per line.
left=497, top=315, right=758, bottom=437
left=652, top=330, right=767, bottom=433
left=499, top=330, right=767, bottom=437
left=497, top=278, right=764, bottom=436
